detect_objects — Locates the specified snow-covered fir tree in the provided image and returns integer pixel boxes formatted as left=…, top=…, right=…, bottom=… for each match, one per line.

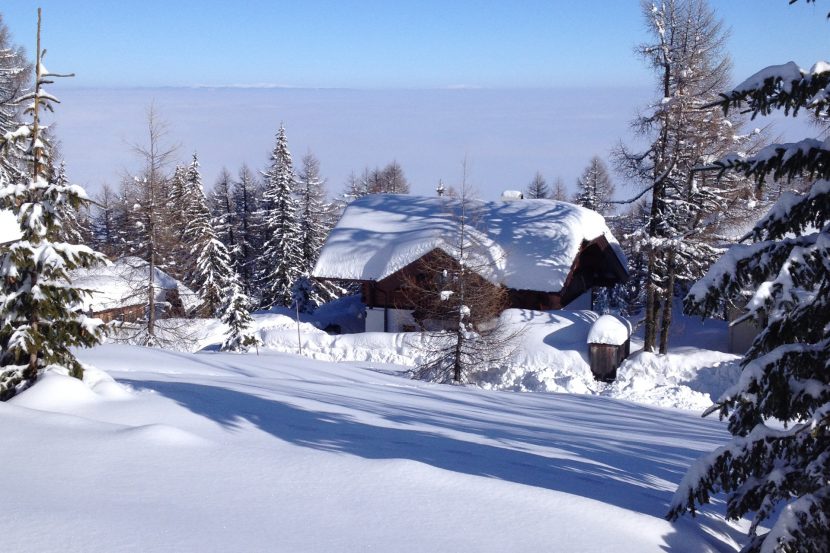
left=220, top=280, right=261, bottom=352
left=49, top=160, right=87, bottom=244
left=0, top=12, right=105, bottom=400
left=182, top=154, right=234, bottom=316
left=90, top=183, right=122, bottom=258
left=667, top=31, right=830, bottom=553
left=258, top=124, right=303, bottom=309
left=293, top=151, right=341, bottom=311
left=232, top=164, right=262, bottom=296
left=210, top=168, right=239, bottom=269
left=341, top=170, right=369, bottom=202
left=573, top=156, right=615, bottom=216
left=525, top=171, right=549, bottom=199
left=0, top=15, right=29, bottom=185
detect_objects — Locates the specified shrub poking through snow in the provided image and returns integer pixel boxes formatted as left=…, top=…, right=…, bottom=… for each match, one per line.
left=667, top=43, right=830, bottom=553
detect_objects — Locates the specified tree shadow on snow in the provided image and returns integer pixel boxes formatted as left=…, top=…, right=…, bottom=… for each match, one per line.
left=121, top=376, right=744, bottom=548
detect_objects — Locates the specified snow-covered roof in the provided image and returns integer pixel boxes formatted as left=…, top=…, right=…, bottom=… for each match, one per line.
left=314, top=194, right=626, bottom=293
left=71, top=256, right=200, bottom=313
left=587, top=314, right=631, bottom=346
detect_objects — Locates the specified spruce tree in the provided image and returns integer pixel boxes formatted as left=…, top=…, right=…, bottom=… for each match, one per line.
left=90, top=183, right=121, bottom=258
left=210, top=168, right=239, bottom=270
left=0, top=10, right=105, bottom=400
left=233, top=164, right=261, bottom=296
left=0, top=14, right=29, bottom=185
left=220, top=280, right=260, bottom=352
left=293, top=151, right=340, bottom=311
left=258, top=124, right=302, bottom=309
left=573, top=156, right=615, bottom=216
left=667, top=30, right=830, bottom=553
left=183, top=154, right=234, bottom=316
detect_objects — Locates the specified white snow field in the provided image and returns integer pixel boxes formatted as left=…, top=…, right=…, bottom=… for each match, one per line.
left=2, top=344, right=749, bottom=553
left=200, top=304, right=741, bottom=412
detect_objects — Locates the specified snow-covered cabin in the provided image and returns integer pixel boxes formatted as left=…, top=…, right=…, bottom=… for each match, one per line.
left=71, top=257, right=200, bottom=323
left=313, top=194, right=628, bottom=332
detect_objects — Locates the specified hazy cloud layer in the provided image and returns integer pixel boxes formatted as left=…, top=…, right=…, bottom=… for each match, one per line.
left=51, top=87, right=807, bottom=201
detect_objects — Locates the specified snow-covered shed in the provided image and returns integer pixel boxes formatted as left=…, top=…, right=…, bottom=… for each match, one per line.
left=71, top=257, right=200, bottom=323
left=587, top=314, right=632, bottom=381
left=313, top=194, right=628, bottom=332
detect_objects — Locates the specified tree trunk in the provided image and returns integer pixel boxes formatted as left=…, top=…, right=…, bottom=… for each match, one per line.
left=658, top=249, right=676, bottom=354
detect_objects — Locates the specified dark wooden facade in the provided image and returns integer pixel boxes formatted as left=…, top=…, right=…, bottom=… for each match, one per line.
left=93, top=304, right=145, bottom=323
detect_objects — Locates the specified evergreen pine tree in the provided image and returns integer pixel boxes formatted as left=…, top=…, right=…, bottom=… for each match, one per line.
left=163, top=163, right=191, bottom=281
left=0, top=15, right=29, bottom=186
left=573, top=156, right=615, bottom=215
left=50, top=161, right=86, bottom=243
left=233, top=164, right=261, bottom=296
left=0, top=10, right=105, bottom=400
left=182, top=154, right=234, bottom=316
left=667, top=20, right=830, bottom=552
left=293, top=151, right=340, bottom=311
left=220, top=280, right=260, bottom=352
left=90, top=183, right=121, bottom=258
left=210, top=168, right=239, bottom=270
left=258, top=124, right=302, bottom=309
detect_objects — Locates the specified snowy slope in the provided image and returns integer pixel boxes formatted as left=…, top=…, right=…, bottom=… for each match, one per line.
left=1, top=345, right=748, bottom=552
left=314, top=194, right=625, bottom=293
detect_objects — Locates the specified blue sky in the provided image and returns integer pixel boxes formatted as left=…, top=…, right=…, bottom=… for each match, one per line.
left=0, top=2, right=827, bottom=199
left=2, top=1, right=828, bottom=89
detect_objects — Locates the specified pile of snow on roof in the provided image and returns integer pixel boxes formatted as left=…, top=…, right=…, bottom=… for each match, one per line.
left=587, top=314, right=631, bottom=346
left=71, top=256, right=199, bottom=312
left=314, top=194, right=625, bottom=293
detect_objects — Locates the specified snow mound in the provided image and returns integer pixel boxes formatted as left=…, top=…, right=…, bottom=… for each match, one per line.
left=607, top=350, right=741, bottom=411
left=83, top=365, right=134, bottom=399
left=118, top=424, right=208, bottom=446
left=9, top=366, right=133, bottom=411
left=587, top=314, right=630, bottom=345
left=11, top=372, right=101, bottom=410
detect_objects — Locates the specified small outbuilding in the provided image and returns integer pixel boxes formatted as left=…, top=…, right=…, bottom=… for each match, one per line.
left=587, top=314, right=631, bottom=382
left=71, top=257, right=200, bottom=323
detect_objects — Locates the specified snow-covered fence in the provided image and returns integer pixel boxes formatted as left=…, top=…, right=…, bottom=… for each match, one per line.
left=587, top=315, right=631, bottom=382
